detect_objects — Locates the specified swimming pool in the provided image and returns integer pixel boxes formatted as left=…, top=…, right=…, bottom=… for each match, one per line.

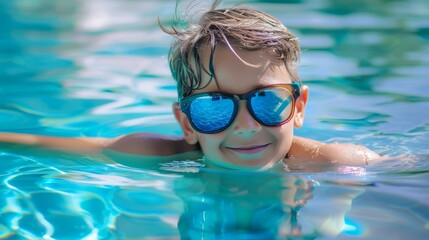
left=1, top=0, right=428, bottom=239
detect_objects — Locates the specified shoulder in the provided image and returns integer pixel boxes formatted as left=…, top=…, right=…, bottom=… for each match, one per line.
left=288, top=136, right=380, bottom=165
left=107, top=133, right=200, bottom=156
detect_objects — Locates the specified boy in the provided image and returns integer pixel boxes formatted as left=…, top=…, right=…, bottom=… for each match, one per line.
left=0, top=4, right=380, bottom=171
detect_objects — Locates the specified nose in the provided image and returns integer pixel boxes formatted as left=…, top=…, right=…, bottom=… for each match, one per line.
left=232, top=101, right=262, bottom=136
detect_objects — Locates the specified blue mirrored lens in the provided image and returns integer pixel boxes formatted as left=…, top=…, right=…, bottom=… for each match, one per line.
left=250, top=88, right=293, bottom=125
left=189, top=95, right=235, bottom=133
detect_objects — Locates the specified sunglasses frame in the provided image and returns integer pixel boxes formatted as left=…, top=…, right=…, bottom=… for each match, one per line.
left=179, top=82, right=301, bottom=134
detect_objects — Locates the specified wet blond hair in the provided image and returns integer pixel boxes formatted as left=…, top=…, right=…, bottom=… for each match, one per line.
left=161, top=1, right=301, bottom=99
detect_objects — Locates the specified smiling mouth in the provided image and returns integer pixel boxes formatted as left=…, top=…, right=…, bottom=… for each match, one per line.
left=227, top=144, right=270, bottom=154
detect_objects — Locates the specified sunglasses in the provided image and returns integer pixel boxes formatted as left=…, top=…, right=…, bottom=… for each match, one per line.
left=179, top=82, right=301, bottom=134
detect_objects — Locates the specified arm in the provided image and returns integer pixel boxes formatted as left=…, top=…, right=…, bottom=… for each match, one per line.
left=0, top=132, right=198, bottom=156
left=0, top=132, right=109, bottom=153
left=288, top=136, right=380, bottom=165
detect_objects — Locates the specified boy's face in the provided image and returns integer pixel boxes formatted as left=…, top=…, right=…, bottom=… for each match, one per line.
left=174, top=44, right=308, bottom=170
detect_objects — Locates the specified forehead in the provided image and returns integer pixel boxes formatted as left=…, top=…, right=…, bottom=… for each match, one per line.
left=194, top=44, right=292, bottom=94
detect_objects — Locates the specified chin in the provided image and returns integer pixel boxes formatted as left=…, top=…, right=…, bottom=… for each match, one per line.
left=206, top=157, right=278, bottom=171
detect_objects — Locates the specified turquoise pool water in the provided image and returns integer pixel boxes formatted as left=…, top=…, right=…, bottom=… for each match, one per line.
left=1, top=0, right=428, bottom=239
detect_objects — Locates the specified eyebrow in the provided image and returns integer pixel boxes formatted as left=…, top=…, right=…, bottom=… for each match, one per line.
left=193, top=83, right=296, bottom=95
left=219, top=82, right=294, bottom=93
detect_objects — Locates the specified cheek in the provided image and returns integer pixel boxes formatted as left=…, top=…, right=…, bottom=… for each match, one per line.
left=268, top=123, right=294, bottom=148
left=196, top=133, right=225, bottom=154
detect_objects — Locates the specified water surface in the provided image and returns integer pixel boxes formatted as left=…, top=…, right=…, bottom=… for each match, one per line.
left=1, top=0, right=428, bottom=239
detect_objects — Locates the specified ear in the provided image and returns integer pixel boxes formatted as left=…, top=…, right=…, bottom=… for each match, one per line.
left=294, top=84, right=309, bottom=128
left=173, top=103, right=199, bottom=145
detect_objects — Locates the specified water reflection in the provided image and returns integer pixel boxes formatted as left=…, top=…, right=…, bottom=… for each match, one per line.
left=176, top=171, right=311, bottom=238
